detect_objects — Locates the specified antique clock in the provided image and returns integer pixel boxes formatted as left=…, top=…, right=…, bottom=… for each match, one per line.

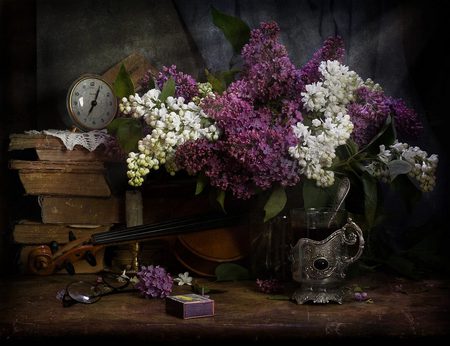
left=66, top=74, right=118, bottom=131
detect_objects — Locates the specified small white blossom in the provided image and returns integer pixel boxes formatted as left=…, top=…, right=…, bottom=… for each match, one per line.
left=173, top=272, right=193, bottom=286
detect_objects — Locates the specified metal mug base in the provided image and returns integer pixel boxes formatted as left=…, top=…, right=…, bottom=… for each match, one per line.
left=292, top=284, right=344, bottom=304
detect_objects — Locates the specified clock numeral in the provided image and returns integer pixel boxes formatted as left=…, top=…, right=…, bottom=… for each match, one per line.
left=75, top=92, right=79, bottom=96
left=106, top=93, right=110, bottom=97
left=90, top=81, right=95, bottom=87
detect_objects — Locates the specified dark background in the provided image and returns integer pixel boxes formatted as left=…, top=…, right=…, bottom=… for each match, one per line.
left=1, top=0, right=448, bottom=276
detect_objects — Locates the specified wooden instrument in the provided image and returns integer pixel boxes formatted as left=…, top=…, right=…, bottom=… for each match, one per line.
left=174, top=223, right=249, bottom=277
left=27, top=213, right=248, bottom=276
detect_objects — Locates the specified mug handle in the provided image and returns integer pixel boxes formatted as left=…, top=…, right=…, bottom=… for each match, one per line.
left=341, top=218, right=365, bottom=264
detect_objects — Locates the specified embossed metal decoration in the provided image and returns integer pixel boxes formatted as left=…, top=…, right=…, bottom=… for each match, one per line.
left=291, top=218, right=364, bottom=304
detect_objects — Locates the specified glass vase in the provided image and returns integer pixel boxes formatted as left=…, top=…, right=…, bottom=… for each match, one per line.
left=247, top=185, right=304, bottom=281
left=248, top=212, right=292, bottom=281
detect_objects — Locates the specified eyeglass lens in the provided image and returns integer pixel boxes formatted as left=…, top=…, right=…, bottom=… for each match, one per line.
left=102, top=272, right=129, bottom=290
left=66, top=281, right=104, bottom=304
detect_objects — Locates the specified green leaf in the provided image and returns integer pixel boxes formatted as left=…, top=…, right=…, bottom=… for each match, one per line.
left=346, top=138, right=359, bottom=156
left=361, top=172, right=377, bottom=228
left=215, top=263, right=249, bottom=281
left=387, top=160, right=412, bottom=181
left=191, top=282, right=210, bottom=295
left=159, top=78, right=175, bottom=102
left=205, top=69, right=225, bottom=94
left=106, top=118, right=143, bottom=152
left=302, top=178, right=341, bottom=209
left=143, top=75, right=155, bottom=91
left=113, top=64, right=135, bottom=98
left=267, top=295, right=291, bottom=300
left=391, top=174, right=422, bottom=213
left=205, top=69, right=240, bottom=94
left=219, top=69, right=240, bottom=86
left=216, top=189, right=226, bottom=212
left=211, top=6, right=251, bottom=54
left=263, top=185, right=287, bottom=222
left=195, top=175, right=208, bottom=195
left=361, top=115, right=397, bottom=155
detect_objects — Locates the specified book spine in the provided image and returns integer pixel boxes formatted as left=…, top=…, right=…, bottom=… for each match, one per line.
left=40, top=196, right=124, bottom=224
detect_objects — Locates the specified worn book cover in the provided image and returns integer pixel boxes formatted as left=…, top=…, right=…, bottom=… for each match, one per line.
left=39, top=195, right=124, bottom=224
left=12, top=221, right=111, bottom=244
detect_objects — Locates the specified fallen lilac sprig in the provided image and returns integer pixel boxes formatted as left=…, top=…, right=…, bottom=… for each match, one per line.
left=256, top=278, right=283, bottom=294
left=354, top=291, right=368, bottom=301
left=135, top=265, right=173, bottom=299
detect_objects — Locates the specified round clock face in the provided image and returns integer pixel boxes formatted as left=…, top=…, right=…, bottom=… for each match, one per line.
left=66, top=74, right=118, bottom=131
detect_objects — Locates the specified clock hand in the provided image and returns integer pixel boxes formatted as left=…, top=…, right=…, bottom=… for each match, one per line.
left=88, top=87, right=101, bottom=115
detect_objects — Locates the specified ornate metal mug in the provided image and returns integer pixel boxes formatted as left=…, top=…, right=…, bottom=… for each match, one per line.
left=290, top=208, right=364, bottom=304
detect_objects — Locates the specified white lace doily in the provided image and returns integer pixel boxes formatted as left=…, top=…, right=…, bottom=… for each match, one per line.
left=26, top=129, right=112, bottom=151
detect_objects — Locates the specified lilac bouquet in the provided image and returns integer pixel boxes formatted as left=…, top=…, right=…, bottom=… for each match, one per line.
left=112, top=17, right=438, bottom=227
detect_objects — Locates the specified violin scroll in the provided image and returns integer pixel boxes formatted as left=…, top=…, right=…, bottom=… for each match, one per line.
left=28, top=245, right=56, bottom=275
left=27, top=238, right=105, bottom=275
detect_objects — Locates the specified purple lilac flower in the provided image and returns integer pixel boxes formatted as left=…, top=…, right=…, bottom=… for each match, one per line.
left=387, top=97, right=423, bottom=139
left=176, top=90, right=300, bottom=199
left=240, top=21, right=304, bottom=107
left=135, top=265, right=173, bottom=299
left=348, top=87, right=391, bottom=147
left=349, top=86, right=423, bottom=147
left=256, top=278, right=283, bottom=294
left=354, top=291, right=368, bottom=301
left=138, top=69, right=155, bottom=91
left=299, top=36, right=345, bottom=87
left=175, top=22, right=303, bottom=199
left=156, top=65, right=199, bottom=102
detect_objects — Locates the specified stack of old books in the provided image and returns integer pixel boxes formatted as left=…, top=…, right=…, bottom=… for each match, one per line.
left=7, top=132, right=246, bottom=277
left=8, top=132, right=125, bottom=274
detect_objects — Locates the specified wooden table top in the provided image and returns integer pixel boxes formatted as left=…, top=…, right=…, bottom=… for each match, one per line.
left=1, top=271, right=449, bottom=344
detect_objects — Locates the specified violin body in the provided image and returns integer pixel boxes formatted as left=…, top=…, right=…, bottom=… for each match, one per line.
left=174, top=225, right=249, bottom=277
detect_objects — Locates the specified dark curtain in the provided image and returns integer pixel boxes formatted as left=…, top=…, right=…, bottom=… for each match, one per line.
left=1, top=0, right=448, bottom=274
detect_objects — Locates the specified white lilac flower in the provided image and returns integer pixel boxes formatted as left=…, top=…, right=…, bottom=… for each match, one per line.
left=290, top=60, right=383, bottom=187
left=366, top=141, right=438, bottom=192
left=120, top=88, right=220, bottom=187
left=289, top=60, right=360, bottom=187
left=302, top=82, right=329, bottom=112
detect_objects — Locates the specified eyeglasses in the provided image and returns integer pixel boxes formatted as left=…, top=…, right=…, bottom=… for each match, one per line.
left=59, top=272, right=134, bottom=307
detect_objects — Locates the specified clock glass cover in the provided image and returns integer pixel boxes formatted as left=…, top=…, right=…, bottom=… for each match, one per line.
left=66, top=74, right=117, bottom=131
